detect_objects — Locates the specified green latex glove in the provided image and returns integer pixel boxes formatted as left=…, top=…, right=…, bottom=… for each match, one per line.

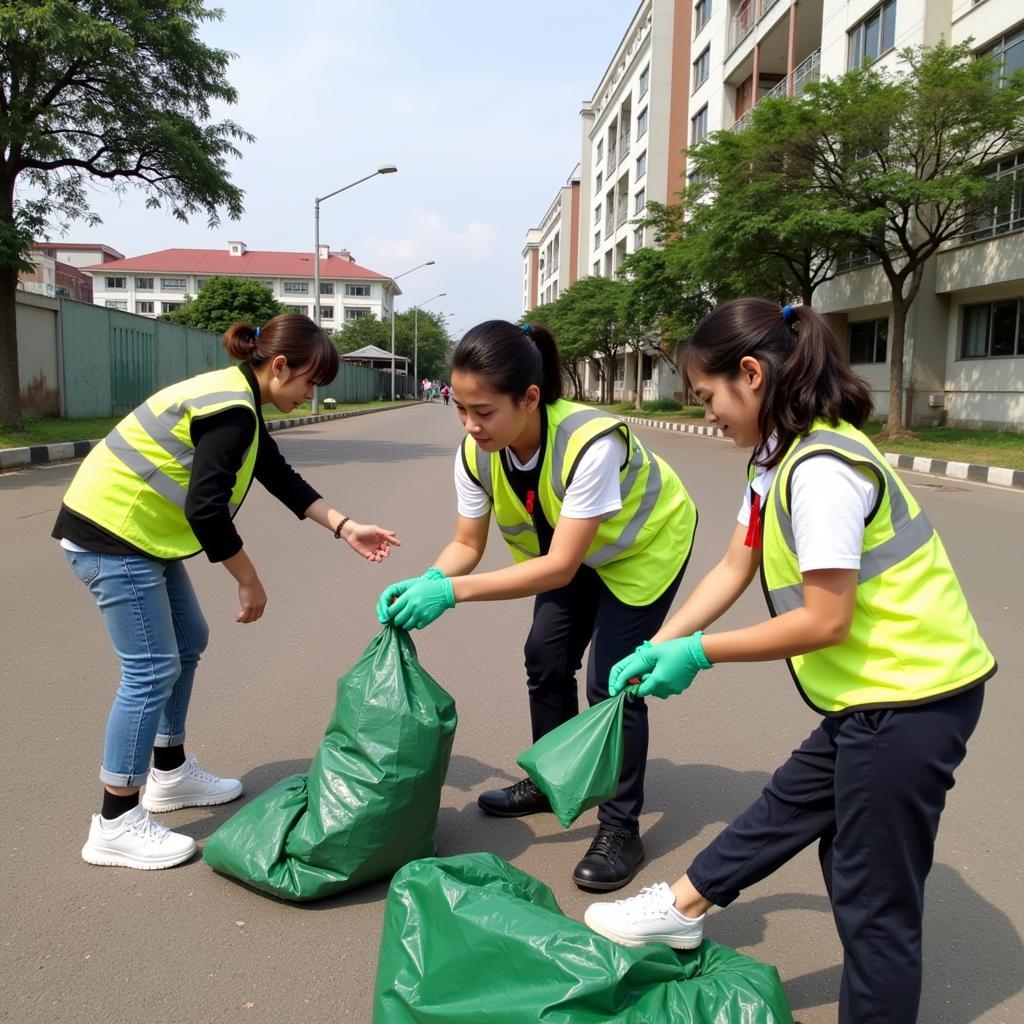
left=386, top=567, right=456, bottom=630
left=376, top=574, right=423, bottom=624
left=610, top=632, right=712, bottom=700
left=607, top=642, right=658, bottom=698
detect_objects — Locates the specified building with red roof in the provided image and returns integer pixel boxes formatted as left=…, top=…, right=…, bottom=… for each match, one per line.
left=84, top=240, right=398, bottom=326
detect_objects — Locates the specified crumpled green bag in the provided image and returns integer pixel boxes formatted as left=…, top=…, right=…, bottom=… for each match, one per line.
left=515, top=691, right=626, bottom=827
left=373, top=853, right=793, bottom=1024
left=203, top=626, right=457, bottom=901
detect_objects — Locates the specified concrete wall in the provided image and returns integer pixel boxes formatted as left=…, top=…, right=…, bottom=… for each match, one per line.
left=15, top=291, right=61, bottom=417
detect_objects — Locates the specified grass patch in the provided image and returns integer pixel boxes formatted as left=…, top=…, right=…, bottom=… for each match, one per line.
left=0, top=400, right=414, bottom=449
left=587, top=403, right=1024, bottom=470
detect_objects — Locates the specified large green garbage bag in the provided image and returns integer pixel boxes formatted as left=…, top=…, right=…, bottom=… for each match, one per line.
left=203, top=626, right=457, bottom=901
left=516, top=691, right=626, bottom=827
left=373, top=853, right=793, bottom=1023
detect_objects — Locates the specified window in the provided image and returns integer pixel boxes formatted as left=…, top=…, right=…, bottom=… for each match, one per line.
left=848, top=319, right=888, bottom=363
left=637, top=107, right=648, bottom=139
left=136, top=301, right=154, bottom=315
left=594, top=230, right=602, bottom=250
left=285, top=304, right=308, bottom=315
left=596, top=139, right=604, bottom=164
left=848, top=0, right=896, bottom=69
left=345, top=307, right=372, bottom=321
left=161, top=301, right=183, bottom=313
left=105, top=276, right=126, bottom=289
left=634, top=226, right=645, bottom=249
left=319, top=282, right=335, bottom=295
left=639, top=64, right=650, bottom=98
left=160, top=277, right=185, bottom=291
left=345, top=283, right=371, bottom=296
left=593, top=260, right=601, bottom=276
left=636, top=150, right=647, bottom=179
left=967, top=152, right=1024, bottom=241
left=634, top=188, right=646, bottom=214
left=195, top=277, right=209, bottom=290
left=318, top=305, right=335, bottom=320
left=691, top=104, right=709, bottom=146
left=980, top=25, right=1024, bottom=86
left=283, top=281, right=309, bottom=295
left=135, top=277, right=153, bottom=291
left=595, top=170, right=603, bottom=195
left=694, top=46, right=710, bottom=89
left=594, top=204, right=601, bottom=225
left=695, top=0, right=711, bottom=35
left=104, top=299, right=127, bottom=309
left=961, top=299, right=1024, bottom=358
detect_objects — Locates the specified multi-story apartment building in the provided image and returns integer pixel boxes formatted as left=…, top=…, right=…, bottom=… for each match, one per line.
left=522, top=166, right=582, bottom=311
left=85, top=241, right=398, bottom=328
left=526, top=0, right=1023, bottom=426
left=22, top=242, right=123, bottom=302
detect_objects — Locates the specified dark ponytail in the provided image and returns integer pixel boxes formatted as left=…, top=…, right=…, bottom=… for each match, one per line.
left=223, top=313, right=339, bottom=386
left=687, top=297, right=873, bottom=468
left=451, top=320, right=563, bottom=404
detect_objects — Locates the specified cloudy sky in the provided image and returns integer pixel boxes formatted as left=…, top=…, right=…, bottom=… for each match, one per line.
left=52, top=0, right=633, bottom=336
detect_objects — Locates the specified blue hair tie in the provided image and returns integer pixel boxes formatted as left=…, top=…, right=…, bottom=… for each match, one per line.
left=521, top=323, right=533, bottom=335
left=254, top=326, right=261, bottom=339
left=781, top=304, right=795, bottom=326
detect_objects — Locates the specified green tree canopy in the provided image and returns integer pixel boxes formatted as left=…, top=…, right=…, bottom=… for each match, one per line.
left=1, top=0, right=252, bottom=427
left=332, top=311, right=453, bottom=383
left=161, top=276, right=284, bottom=333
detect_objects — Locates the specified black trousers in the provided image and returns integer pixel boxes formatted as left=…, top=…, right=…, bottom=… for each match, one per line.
left=688, top=683, right=985, bottom=1024
left=523, top=562, right=685, bottom=834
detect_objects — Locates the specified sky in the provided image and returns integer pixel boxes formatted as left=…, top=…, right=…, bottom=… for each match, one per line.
left=46, top=0, right=636, bottom=336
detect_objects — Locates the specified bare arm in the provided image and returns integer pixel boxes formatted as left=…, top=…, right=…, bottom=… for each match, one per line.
left=303, top=497, right=400, bottom=562
left=222, top=548, right=267, bottom=624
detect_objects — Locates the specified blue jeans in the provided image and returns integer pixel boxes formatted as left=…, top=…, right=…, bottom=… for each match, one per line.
left=66, top=550, right=209, bottom=787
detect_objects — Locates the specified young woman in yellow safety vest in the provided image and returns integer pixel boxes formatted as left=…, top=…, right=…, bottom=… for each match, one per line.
left=55, top=314, right=399, bottom=871
left=376, top=319, right=698, bottom=892
left=583, top=297, right=994, bottom=1024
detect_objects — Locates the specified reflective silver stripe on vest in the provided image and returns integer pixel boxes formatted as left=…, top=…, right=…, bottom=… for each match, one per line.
left=105, top=426, right=188, bottom=509
left=134, top=402, right=194, bottom=472
left=472, top=440, right=493, bottom=498
left=551, top=408, right=615, bottom=500
left=768, top=430, right=936, bottom=612
left=586, top=451, right=662, bottom=567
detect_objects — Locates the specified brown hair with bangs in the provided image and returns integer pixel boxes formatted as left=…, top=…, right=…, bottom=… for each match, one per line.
left=223, top=313, right=339, bottom=386
left=686, top=297, right=873, bottom=469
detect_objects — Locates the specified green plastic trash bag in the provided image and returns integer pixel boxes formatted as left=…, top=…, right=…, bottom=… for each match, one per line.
left=203, top=626, right=457, bottom=901
left=373, top=853, right=793, bottom=1024
left=515, top=691, right=626, bottom=827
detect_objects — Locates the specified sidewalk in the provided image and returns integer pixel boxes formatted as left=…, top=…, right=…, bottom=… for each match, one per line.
left=619, top=414, right=1024, bottom=491
left=0, top=405, right=407, bottom=472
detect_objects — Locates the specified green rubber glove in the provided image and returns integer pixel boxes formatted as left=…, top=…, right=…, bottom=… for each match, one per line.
left=608, top=642, right=659, bottom=697
left=376, top=574, right=422, bottom=624
left=633, top=632, right=712, bottom=700
left=386, top=567, right=456, bottom=630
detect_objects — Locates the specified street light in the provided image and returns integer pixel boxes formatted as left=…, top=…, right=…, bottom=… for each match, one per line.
left=313, top=164, right=397, bottom=413
left=409, top=292, right=446, bottom=397
left=388, top=260, right=435, bottom=399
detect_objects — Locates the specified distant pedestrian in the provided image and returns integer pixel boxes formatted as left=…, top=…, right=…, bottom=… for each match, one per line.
left=441, top=383, right=450, bottom=406
left=422, top=378, right=432, bottom=402
left=55, top=313, right=400, bottom=870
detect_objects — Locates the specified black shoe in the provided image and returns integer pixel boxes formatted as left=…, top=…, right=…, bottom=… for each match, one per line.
left=477, top=777, right=552, bottom=818
left=572, top=828, right=645, bottom=892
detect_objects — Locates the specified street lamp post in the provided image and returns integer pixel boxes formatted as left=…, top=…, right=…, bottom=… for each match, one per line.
left=388, top=261, right=435, bottom=399
left=312, top=164, right=397, bottom=413
left=410, top=291, right=447, bottom=397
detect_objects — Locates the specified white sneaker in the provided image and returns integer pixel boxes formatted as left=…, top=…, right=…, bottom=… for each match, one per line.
left=81, top=805, right=197, bottom=869
left=141, top=755, right=243, bottom=812
left=584, top=882, right=705, bottom=950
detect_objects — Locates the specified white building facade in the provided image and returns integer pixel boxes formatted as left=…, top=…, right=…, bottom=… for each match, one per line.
left=86, top=241, right=397, bottom=329
left=524, top=166, right=582, bottom=311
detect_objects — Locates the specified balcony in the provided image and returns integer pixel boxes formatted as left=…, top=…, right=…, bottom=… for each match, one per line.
left=732, top=49, right=820, bottom=130
left=619, top=130, right=631, bottom=164
left=616, top=204, right=629, bottom=228
left=729, top=1, right=755, bottom=53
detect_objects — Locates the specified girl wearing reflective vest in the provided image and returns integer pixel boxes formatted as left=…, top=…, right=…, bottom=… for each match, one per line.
left=584, top=298, right=994, bottom=1024
left=377, top=319, right=697, bottom=892
left=55, top=314, right=399, bottom=871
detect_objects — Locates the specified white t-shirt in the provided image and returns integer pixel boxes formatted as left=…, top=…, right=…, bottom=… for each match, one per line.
left=455, top=433, right=626, bottom=520
left=739, top=451, right=881, bottom=572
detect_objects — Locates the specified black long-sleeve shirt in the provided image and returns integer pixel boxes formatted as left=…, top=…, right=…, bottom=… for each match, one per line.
left=52, top=363, right=320, bottom=562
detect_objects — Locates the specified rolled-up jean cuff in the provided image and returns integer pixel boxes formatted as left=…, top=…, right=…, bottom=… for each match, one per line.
left=685, top=868, right=733, bottom=908
left=99, top=766, right=150, bottom=788
left=153, top=731, right=186, bottom=747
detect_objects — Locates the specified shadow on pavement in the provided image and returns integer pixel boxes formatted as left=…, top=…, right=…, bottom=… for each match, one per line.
left=276, top=437, right=451, bottom=468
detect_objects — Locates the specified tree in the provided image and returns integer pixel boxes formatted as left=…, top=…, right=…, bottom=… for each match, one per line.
left=797, top=42, right=1024, bottom=434
left=161, top=276, right=283, bottom=333
left=332, top=311, right=453, bottom=383
left=0, top=1, right=252, bottom=427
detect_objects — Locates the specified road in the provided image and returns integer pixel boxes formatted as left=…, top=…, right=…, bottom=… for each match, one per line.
left=2, top=404, right=1021, bottom=1023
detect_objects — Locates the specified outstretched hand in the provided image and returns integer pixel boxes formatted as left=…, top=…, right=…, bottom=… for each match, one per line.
left=608, top=633, right=712, bottom=700
left=342, top=522, right=400, bottom=562
left=377, top=567, right=455, bottom=630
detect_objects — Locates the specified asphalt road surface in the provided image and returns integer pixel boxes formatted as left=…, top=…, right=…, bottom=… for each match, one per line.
left=2, top=404, right=1021, bottom=1023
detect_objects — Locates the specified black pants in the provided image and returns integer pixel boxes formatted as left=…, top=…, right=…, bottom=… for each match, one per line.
left=688, top=683, right=985, bottom=1024
left=523, top=562, right=685, bottom=834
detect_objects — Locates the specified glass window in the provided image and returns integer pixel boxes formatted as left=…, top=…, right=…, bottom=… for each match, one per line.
left=345, top=306, right=371, bottom=321
left=346, top=283, right=371, bottom=297
left=636, top=150, right=647, bottom=179
left=596, top=139, right=604, bottom=164
left=104, top=299, right=127, bottom=309
left=695, top=0, right=711, bottom=35
left=283, top=281, right=309, bottom=295
left=105, top=276, right=126, bottom=289
left=594, top=230, right=601, bottom=250
left=136, top=301, right=154, bottom=314
left=848, top=1, right=897, bottom=69
left=161, top=301, right=183, bottom=313
left=285, top=304, right=308, bottom=315
left=991, top=300, right=1019, bottom=356
left=634, top=226, right=645, bottom=249
left=981, top=25, right=1024, bottom=86
left=595, top=170, right=603, bottom=195
left=639, top=65, right=650, bottom=98
left=593, top=260, right=601, bottom=276
left=135, top=277, right=153, bottom=291
left=160, top=278, right=186, bottom=291
left=960, top=299, right=1024, bottom=358
left=634, top=188, right=646, bottom=214
left=848, top=319, right=888, bottom=363
left=694, top=46, right=710, bottom=89
left=691, top=105, right=709, bottom=146
left=637, top=107, right=649, bottom=139
left=318, top=305, right=335, bottom=320
left=320, top=282, right=335, bottom=295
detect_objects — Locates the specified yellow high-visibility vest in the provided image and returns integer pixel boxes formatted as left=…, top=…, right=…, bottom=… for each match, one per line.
left=462, top=400, right=696, bottom=605
left=761, top=420, right=995, bottom=714
left=63, top=365, right=259, bottom=559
